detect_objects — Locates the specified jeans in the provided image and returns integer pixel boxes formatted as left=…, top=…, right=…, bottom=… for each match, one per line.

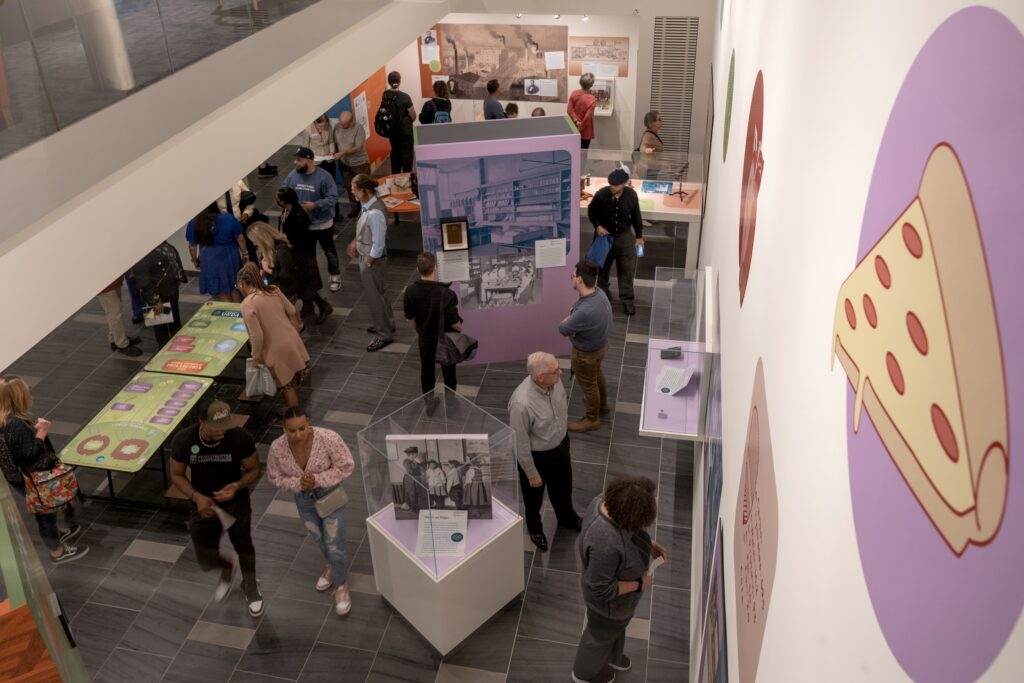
left=188, top=495, right=257, bottom=587
left=597, top=231, right=637, bottom=305
left=517, top=434, right=577, bottom=534
left=294, top=486, right=348, bottom=587
left=573, top=608, right=631, bottom=679
left=571, top=344, right=609, bottom=422
left=311, top=225, right=339, bottom=276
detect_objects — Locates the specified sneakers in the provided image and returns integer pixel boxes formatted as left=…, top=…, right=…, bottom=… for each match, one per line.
left=334, top=584, right=352, bottom=616
left=572, top=666, right=615, bottom=683
left=50, top=543, right=89, bottom=564
left=366, top=336, right=393, bottom=352
left=58, top=525, right=81, bottom=543
left=608, top=656, right=631, bottom=672
left=568, top=418, right=601, bottom=433
left=316, top=566, right=333, bottom=592
left=243, top=581, right=264, bottom=618
left=214, top=559, right=238, bottom=602
left=113, top=344, right=143, bottom=357
left=329, top=274, right=342, bottom=292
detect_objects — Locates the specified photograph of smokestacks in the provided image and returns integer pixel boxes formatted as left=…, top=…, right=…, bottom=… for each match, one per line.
left=439, top=23, right=569, bottom=102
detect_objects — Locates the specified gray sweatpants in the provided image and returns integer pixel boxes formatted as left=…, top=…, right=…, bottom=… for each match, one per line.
left=359, top=256, right=395, bottom=339
left=573, top=608, right=630, bottom=679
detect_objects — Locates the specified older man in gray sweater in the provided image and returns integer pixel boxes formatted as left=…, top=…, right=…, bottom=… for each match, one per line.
left=509, top=351, right=582, bottom=551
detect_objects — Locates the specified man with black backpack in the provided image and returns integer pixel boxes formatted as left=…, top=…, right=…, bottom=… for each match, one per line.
left=376, top=71, right=416, bottom=173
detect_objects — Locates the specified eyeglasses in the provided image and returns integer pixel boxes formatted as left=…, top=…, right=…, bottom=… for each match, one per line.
left=541, top=367, right=563, bottom=376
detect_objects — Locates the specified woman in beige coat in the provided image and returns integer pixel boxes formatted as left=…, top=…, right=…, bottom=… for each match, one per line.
left=236, top=263, right=310, bottom=409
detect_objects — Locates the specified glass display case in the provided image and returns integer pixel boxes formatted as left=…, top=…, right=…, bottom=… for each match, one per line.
left=580, top=147, right=706, bottom=269
left=0, top=481, right=89, bottom=681
left=357, top=388, right=524, bottom=654
left=640, top=266, right=718, bottom=441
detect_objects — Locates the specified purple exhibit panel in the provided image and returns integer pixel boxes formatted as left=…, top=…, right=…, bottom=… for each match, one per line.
left=416, top=130, right=580, bottom=365
left=642, top=339, right=704, bottom=436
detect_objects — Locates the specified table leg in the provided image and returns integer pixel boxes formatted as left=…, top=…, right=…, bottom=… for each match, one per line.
left=685, top=222, right=701, bottom=270
left=106, top=470, right=116, bottom=502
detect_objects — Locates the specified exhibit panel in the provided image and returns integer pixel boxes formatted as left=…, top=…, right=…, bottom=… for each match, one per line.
left=640, top=267, right=715, bottom=441
left=357, top=388, right=523, bottom=654
left=415, top=117, right=581, bottom=364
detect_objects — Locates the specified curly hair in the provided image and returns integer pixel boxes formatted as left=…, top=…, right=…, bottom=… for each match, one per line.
left=603, top=477, right=658, bottom=531
left=236, top=262, right=275, bottom=295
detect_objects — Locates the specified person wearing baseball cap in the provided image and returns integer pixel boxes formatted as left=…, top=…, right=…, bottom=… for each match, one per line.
left=586, top=168, right=645, bottom=315
left=170, top=399, right=265, bottom=617
left=282, top=146, right=342, bottom=291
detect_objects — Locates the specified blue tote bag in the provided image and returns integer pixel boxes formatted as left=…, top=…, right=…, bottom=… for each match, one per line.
left=585, top=234, right=614, bottom=268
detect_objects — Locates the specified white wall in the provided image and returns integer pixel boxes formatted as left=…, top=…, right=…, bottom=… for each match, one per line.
left=386, top=13, right=640, bottom=149
left=698, top=0, right=1024, bottom=681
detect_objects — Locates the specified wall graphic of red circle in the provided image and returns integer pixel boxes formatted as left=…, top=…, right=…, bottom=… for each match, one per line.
left=738, top=71, right=764, bottom=306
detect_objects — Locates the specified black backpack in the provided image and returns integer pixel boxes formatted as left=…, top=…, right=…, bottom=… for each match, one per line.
left=375, top=91, right=401, bottom=138
left=0, top=427, right=22, bottom=488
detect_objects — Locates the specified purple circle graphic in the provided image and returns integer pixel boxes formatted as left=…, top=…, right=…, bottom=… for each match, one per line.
left=850, top=8, right=1024, bottom=682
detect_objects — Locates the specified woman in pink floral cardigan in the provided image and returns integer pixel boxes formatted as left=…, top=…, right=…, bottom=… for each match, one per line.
left=267, top=406, right=355, bottom=616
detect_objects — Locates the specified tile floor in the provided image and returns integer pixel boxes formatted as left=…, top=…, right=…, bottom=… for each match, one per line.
left=2, top=162, right=694, bottom=682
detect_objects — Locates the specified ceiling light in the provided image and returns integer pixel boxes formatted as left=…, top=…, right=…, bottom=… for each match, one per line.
left=582, top=15, right=589, bottom=22
left=554, top=14, right=560, bottom=20
left=515, top=12, right=522, bottom=18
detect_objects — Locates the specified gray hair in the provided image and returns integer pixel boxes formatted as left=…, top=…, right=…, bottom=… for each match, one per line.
left=580, top=73, right=595, bottom=90
left=527, top=352, right=557, bottom=379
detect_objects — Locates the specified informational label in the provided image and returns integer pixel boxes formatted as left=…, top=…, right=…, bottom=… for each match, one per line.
left=524, top=78, right=558, bottom=98
left=582, top=61, right=620, bottom=78
left=544, top=51, right=565, bottom=70
left=354, top=91, right=370, bottom=141
left=421, top=29, right=440, bottom=64
left=415, top=509, right=468, bottom=557
left=535, top=238, right=567, bottom=269
left=146, top=302, right=248, bottom=377
left=438, top=250, right=471, bottom=282
left=59, top=373, right=212, bottom=473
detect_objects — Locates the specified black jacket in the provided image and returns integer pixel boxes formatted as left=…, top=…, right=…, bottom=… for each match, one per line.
left=419, top=98, right=452, bottom=124
left=403, top=280, right=461, bottom=343
left=269, top=240, right=298, bottom=300
left=131, top=241, right=187, bottom=306
left=587, top=186, right=644, bottom=238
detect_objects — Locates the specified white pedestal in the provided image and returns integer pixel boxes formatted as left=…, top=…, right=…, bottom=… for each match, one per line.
left=365, top=498, right=524, bottom=655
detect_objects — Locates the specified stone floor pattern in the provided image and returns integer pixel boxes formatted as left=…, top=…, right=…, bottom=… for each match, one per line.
left=4, top=165, right=694, bottom=683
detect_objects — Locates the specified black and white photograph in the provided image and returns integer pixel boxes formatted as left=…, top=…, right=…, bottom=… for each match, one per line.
left=439, top=23, right=569, bottom=101
left=462, top=254, right=542, bottom=310
left=419, top=150, right=573, bottom=259
left=440, top=216, right=470, bottom=251
left=386, top=435, right=493, bottom=520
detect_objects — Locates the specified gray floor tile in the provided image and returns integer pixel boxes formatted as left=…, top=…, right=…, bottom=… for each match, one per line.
left=507, top=636, right=577, bottom=683
left=443, top=597, right=521, bottom=673
left=298, top=642, right=376, bottom=682
left=653, top=524, right=692, bottom=591
left=237, top=597, right=330, bottom=680
left=317, top=592, right=391, bottom=651
left=606, top=442, right=662, bottom=483
left=518, top=568, right=585, bottom=644
left=119, top=578, right=212, bottom=658
left=368, top=614, right=441, bottom=683
left=124, top=538, right=186, bottom=564
left=188, top=619, right=257, bottom=650
left=68, top=602, right=139, bottom=674
left=47, top=562, right=109, bottom=622
left=646, top=656, right=688, bottom=682
left=93, top=647, right=172, bottom=683
left=649, top=587, right=689, bottom=664
left=163, top=640, right=243, bottom=683
left=91, top=555, right=172, bottom=611
left=658, top=468, right=694, bottom=529
left=436, top=662, right=508, bottom=683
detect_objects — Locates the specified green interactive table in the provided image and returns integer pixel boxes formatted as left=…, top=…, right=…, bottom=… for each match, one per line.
left=145, top=301, right=249, bottom=377
left=59, top=373, right=212, bottom=498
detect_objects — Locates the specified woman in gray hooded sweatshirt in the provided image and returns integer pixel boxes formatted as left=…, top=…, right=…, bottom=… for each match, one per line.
left=573, top=477, right=667, bottom=683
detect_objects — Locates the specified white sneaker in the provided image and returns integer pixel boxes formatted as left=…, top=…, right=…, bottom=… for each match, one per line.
left=329, top=275, right=341, bottom=292
left=214, top=559, right=238, bottom=602
left=244, top=581, right=264, bottom=618
left=334, top=584, right=352, bottom=616
left=315, top=566, right=333, bottom=592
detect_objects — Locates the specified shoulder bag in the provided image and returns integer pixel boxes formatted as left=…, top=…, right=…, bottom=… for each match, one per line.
left=435, top=287, right=477, bottom=365
left=14, top=421, right=78, bottom=513
left=291, top=433, right=348, bottom=518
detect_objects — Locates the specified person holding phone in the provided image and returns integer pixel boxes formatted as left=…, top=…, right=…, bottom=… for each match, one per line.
left=170, top=400, right=264, bottom=617
left=572, top=477, right=667, bottom=683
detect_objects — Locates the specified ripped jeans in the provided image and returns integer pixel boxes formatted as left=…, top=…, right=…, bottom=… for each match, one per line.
left=294, top=485, right=348, bottom=587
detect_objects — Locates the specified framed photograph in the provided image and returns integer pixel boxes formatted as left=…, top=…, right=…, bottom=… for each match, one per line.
left=440, top=216, right=470, bottom=252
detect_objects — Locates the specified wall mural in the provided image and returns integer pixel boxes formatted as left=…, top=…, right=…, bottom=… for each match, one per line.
left=434, top=23, right=568, bottom=103
left=835, top=8, right=1023, bottom=682
left=722, top=50, right=735, bottom=162
left=737, top=70, right=764, bottom=306
left=734, top=358, right=778, bottom=683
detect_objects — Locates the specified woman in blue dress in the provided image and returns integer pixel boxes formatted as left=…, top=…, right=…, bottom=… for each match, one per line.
left=187, top=202, right=248, bottom=302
